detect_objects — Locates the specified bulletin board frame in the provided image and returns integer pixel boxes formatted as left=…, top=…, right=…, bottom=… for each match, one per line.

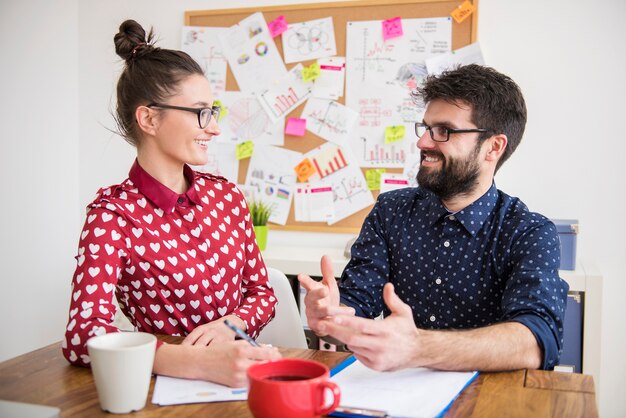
left=185, top=0, right=479, bottom=234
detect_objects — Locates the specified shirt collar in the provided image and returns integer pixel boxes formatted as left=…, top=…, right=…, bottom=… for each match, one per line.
left=425, top=183, right=499, bottom=236
left=128, top=160, right=201, bottom=212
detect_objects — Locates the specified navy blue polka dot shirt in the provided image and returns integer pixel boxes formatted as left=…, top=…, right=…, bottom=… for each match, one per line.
left=339, top=184, right=569, bottom=370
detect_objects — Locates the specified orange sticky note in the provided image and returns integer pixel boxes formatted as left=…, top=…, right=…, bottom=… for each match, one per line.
left=294, top=158, right=316, bottom=182
left=451, top=0, right=475, bottom=24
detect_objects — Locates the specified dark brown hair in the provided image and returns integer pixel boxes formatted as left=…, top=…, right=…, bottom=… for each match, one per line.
left=412, top=64, right=527, bottom=172
left=113, top=19, right=203, bottom=146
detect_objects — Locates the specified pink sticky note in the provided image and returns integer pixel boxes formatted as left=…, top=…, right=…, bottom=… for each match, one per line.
left=382, top=17, right=403, bottom=41
left=268, top=15, right=288, bottom=38
left=285, top=118, right=306, bottom=136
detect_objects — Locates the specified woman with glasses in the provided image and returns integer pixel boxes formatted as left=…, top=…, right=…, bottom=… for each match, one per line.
left=62, top=20, right=280, bottom=387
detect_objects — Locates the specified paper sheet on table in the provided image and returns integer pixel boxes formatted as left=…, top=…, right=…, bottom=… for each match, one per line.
left=331, top=358, right=478, bottom=418
left=152, top=375, right=247, bottom=406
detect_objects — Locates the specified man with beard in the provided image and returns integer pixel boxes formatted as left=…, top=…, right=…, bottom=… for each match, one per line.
left=298, top=64, right=569, bottom=372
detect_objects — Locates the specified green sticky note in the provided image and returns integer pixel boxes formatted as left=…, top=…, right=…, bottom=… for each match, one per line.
left=302, top=62, right=321, bottom=82
left=236, top=141, right=254, bottom=160
left=366, top=169, right=386, bottom=190
left=385, top=125, right=405, bottom=144
left=213, top=99, right=227, bottom=121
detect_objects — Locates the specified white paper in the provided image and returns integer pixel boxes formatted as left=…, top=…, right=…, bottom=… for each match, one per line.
left=192, top=141, right=239, bottom=183
left=152, top=375, right=247, bottom=406
left=282, top=17, right=337, bottom=64
left=345, top=17, right=451, bottom=167
left=303, top=143, right=374, bottom=225
left=301, top=98, right=358, bottom=145
left=294, top=183, right=334, bottom=222
left=215, top=91, right=284, bottom=146
left=379, top=173, right=411, bottom=193
left=402, top=152, right=420, bottom=187
left=426, top=42, right=485, bottom=75
left=245, top=145, right=302, bottom=225
left=312, top=56, right=346, bottom=100
left=218, top=12, right=287, bottom=93
left=181, top=26, right=228, bottom=97
left=332, top=359, right=477, bottom=418
left=257, top=64, right=313, bottom=122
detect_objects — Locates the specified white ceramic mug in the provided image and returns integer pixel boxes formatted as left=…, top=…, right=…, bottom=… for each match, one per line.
left=87, top=332, right=157, bottom=414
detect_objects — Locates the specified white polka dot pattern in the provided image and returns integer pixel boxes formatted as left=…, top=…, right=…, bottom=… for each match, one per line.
left=62, top=170, right=276, bottom=367
left=339, top=184, right=569, bottom=369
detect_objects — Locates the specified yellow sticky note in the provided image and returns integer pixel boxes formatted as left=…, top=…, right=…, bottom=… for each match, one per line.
left=213, top=99, right=227, bottom=121
left=366, top=169, right=386, bottom=191
left=294, top=158, right=316, bottom=182
left=236, top=141, right=254, bottom=160
left=302, top=62, right=321, bottom=82
left=451, top=0, right=475, bottom=24
left=384, top=125, right=406, bottom=144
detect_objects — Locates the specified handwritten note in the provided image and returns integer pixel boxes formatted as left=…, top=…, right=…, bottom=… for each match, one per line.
left=268, top=15, right=288, bottom=38
left=302, top=62, right=321, bottom=82
left=382, top=17, right=403, bottom=41
left=384, top=125, right=406, bottom=144
left=451, top=0, right=475, bottom=24
left=236, top=141, right=254, bottom=160
left=285, top=118, right=307, bottom=136
left=294, top=158, right=316, bottom=182
left=366, top=169, right=386, bottom=190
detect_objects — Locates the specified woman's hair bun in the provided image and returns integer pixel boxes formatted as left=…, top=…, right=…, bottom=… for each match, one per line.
left=114, top=19, right=154, bottom=62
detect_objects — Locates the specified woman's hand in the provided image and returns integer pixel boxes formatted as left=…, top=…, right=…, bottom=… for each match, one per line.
left=181, top=314, right=246, bottom=346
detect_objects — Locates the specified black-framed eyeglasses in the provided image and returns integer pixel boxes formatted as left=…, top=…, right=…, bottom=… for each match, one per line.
left=147, top=103, right=221, bottom=129
left=415, top=122, right=492, bottom=142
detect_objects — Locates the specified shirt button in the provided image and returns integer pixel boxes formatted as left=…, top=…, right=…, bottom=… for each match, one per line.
left=443, top=240, right=450, bottom=248
left=448, top=215, right=456, bottom=221
left=429, top=315, right=436, bottom=322
left=435, top=278, right=442, bottom=285
left=177, top=197, right=185, bottom=204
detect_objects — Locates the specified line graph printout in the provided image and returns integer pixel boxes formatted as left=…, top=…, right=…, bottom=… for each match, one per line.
left=181, top=26, right=227, bottom=97
left=215, top=91, right=284, bottom=146
left=346, top=17, right=451, bottom=167
left=192, top=142, right=238, bottom=183
left=282, top=17, right=337, bottom=64
left=301, top=98, right=358, bottom=145
left=257, top=64, right=313, bottom=122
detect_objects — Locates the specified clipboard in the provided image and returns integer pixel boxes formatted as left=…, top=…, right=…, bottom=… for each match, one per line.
left=329, top=356, right=478, bottom=418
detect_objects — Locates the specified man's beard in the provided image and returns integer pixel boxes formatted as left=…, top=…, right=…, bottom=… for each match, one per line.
left=416, top=144, right=482, bottom=200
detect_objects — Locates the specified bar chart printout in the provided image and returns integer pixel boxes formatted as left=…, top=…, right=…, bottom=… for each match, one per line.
left=311, top=144, right=348, bottom=178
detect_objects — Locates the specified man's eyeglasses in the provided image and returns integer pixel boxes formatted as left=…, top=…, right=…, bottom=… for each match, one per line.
left=147, top=103, right=221, bottom=129
left=415, top=122, right=492, bottom=142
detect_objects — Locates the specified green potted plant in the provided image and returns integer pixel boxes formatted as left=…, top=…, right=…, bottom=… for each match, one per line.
left=248, top=199, right=274, bottom=251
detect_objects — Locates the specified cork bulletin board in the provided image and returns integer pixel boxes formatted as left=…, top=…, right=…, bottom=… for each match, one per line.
left=185, top=0, right=479, bottom=233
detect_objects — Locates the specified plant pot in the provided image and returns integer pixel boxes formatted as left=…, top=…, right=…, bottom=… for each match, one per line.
left=253, top=225, right=268, bottom=251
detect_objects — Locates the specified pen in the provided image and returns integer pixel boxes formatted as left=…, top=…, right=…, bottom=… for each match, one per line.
left=331, top=406, right=390, bottom=418
left=224, top=319, right=261, bottom=347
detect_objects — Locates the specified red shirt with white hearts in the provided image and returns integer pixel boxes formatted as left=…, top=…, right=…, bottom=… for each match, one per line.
left=62, top=161, right=276, bottom=367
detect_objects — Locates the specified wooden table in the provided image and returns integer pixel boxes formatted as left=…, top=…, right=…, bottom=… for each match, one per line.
left=0, top=336, right=598, bottom=417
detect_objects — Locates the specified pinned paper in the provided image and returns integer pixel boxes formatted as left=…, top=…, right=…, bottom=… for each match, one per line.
left=285, top=118, right=307, bottom=136
left=213, top=99, right=227, bottom=121
left=366, top=169, right=386, bottom=191
left=268, top=15, right=288, bottom=38
left=382, top=17, right=403, bottom=41
left=384, top=125, right=406, bottom=144
left=294, top=158, right=316, bottom=182
left=302, top=62, right=321, bottom=82
left=451, top=0, right=475, bottom=24
left=236, top=141, right=254, bottom=160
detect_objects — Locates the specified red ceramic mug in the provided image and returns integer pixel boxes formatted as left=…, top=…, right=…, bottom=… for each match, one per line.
left=247, top=358, right=341, bottom=418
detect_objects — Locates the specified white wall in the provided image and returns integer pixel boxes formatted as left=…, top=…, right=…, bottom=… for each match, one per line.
left=0, top=0, right=79, bottom=360
left=1, top=0, right=624, bottom=416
